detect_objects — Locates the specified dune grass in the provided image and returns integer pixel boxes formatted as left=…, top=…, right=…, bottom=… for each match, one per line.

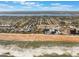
left=0, top=40, right=79, bottom=48
left=34, top=52, right=72, bottom=57
left=0, top=40, right=79, bottom=57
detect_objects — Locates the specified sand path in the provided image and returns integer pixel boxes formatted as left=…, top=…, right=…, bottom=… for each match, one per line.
left=0, top=33, right=78, bottom=42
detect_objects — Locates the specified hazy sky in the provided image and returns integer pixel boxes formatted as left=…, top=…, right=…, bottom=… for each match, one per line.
left=0, top=1, right=79, bottom=11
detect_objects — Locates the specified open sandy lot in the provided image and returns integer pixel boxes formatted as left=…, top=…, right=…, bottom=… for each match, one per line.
left=0, top=33, right=79, bottom=42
